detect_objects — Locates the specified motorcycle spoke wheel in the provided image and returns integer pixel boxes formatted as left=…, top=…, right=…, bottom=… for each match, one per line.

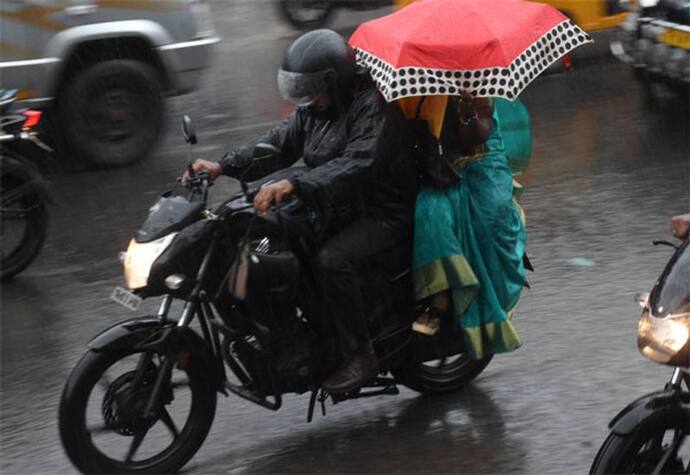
left=396, top=348, right=493, bottom=395
left=84, top=352, right=190, bottom=463
left=628, top=429, right=688, bottom=473
left=591, top=419, right=690, bottom=474
left=0, top=174, right=47, bottom=280
left=59, top=348, right=216, bottom=474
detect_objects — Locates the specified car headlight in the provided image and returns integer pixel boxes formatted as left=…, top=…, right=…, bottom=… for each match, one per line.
left=638, top=309, right=690, bottom=365
left=123, top=233, right=177, bottom=289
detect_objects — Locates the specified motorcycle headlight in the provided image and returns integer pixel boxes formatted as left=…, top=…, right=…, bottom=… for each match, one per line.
left=123, top=233, right=177, bottom=289
left=638, top=309, right=690, bottom=365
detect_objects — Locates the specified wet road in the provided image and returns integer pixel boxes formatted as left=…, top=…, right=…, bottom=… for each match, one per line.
left=2, top=1, right=689, bottom=473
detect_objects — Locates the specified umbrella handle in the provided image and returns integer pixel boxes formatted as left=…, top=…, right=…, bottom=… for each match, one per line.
left=414, top=96, right=427, bottom=120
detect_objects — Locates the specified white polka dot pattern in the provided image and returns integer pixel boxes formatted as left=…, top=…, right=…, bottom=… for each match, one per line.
left=355, top=19, right=592, bottom=102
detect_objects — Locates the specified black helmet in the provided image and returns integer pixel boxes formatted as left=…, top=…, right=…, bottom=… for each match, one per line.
left=277, top=29, right=357, bottom=107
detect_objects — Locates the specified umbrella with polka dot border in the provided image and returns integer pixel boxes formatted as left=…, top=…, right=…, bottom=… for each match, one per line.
left=349, top=0, right=593, bottom=102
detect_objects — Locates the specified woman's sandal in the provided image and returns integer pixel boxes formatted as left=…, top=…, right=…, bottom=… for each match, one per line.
left=412, top=307, right=447, bottom=336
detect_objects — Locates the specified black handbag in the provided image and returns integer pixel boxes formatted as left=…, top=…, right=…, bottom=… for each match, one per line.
left=409, top=98, right=460, bottom=189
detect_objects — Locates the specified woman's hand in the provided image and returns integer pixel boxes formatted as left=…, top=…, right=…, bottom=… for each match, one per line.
left=456, top=91, right=478, bottom=123
left=671, top=214, right=690, bottom=240
left=451, top=91, right=492, bottom=152
left=181, top=159, right=223, bottom=183
left=253, top=179, right=295, bottom=214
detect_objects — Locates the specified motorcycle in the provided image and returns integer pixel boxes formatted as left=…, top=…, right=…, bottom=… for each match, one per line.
left=58, top=115, right=493, bottom=474
left=0, top=88, right=51, bottom=281
left=590, top=236, right=690, bottom=473
left=278, top=0, right=391, bottom=30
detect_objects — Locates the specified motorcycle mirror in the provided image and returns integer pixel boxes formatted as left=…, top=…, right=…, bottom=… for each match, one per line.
left=252, top=143, right=280, bottom=161
left=653, top=240, right=679, bottom=249
left=635, top=292, right=650, bottom=308
left=182, top=115, right=197, bottom=145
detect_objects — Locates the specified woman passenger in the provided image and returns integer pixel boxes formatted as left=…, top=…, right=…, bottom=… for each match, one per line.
left=410, top=92, right=528, bottom=361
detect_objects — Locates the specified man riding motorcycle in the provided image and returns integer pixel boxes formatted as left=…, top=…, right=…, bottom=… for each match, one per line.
left=189, top=29, right=418, bottom=393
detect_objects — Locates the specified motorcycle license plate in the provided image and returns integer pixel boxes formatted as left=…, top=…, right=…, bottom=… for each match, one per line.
left=110, top=286, right=143, bottom=311
left=660, top=28, right=690, bottom=50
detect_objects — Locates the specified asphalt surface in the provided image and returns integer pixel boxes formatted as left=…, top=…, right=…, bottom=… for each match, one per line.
left=2, top=1, right=690, bottom=473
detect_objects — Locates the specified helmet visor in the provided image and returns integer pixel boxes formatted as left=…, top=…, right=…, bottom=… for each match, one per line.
left=277, top=68, right=332, bottom=106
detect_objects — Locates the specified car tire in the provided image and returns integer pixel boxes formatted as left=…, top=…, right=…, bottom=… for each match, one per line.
left=277, top=0, right=334, bottom=30
left=57, top=59, right=164, bottom=168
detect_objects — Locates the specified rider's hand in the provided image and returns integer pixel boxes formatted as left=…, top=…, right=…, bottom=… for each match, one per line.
left=253, top=179, right=294, bottom=214
left=671, top=214, right=690, bottom=240
left=181, top=159, right=223, bottom=184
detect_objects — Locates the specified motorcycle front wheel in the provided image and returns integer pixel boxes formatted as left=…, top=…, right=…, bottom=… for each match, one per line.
left=590, top=412, right=690, bottom=474
left=0, top=173, right=47, bottom=281
left=59, top=348, right=217, bottom=474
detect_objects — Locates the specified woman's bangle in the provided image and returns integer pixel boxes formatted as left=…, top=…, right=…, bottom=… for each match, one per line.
left=459, top=112, right=478, bottom=125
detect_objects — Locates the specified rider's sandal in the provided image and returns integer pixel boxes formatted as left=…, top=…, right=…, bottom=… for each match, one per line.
left=412, top=307, right=446, bottom=336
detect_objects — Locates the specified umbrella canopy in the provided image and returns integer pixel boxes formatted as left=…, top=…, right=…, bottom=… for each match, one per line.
left=349, top=0, right=592, bottom=101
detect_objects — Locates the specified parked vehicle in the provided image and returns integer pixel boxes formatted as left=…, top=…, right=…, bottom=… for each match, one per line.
left=0, top=89, right=51, bottom=281
left=610, top=0, right=690, bottom=94
left=538, top=0, right=628, bottom=31
left=590, top=237, right=690, bottom=473
left=0, top=0, right=219, bottom=168
left=278, top=0, right=391, bottom=30
left=396, top=0, right=628, bottom=31
left=58, top=116, right=492, bottom=473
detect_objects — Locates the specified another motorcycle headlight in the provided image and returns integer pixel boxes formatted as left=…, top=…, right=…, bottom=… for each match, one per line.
left=638, top=309, right=690, bottom=365
left=123, top=233, right=178, bottom=289
left=638, top=240, right=690, bottom=366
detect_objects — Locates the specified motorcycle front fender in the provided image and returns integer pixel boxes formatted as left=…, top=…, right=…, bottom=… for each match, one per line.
left=88, top=317, right=224, bottom=391
left=608, top=389, right=690, bottom=435
left=88, top=317, right=166, bottom=351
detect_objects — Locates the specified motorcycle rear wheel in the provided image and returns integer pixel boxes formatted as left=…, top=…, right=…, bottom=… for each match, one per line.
left=590, top=413, right=689, bottom=474
left=0, top=174, right=47, bottom=281
left=396, top=353, right=493, bottom=394
left=59, top=348, right=217, bottom=474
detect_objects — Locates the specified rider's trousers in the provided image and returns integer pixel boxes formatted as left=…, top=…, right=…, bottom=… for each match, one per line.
left=312, top=212, right=411, bottom=359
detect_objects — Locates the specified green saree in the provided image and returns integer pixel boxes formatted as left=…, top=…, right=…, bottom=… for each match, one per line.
left=413, top=99, right=529, bottom=360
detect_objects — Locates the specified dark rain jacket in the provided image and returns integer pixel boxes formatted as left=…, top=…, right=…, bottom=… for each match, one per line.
left=219, top=87, right=418, bottom=230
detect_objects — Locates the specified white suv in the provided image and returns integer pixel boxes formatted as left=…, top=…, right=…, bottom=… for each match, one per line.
left=0, top=0, right=220, bottom=167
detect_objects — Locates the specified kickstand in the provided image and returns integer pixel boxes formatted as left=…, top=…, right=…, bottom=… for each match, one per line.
left=306, top=389, right=330, bottom=423
left=307, top=389, right=318, bottom=423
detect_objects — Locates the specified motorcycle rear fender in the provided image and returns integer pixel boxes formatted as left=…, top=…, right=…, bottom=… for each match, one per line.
left=88, top=317, right=224, bottom=391
left=609, top=389, right=690, bottom=435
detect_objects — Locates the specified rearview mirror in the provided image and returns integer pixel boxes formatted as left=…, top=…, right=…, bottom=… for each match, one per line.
left=182, top=115, right=197, bottom=145
left=252, top=143, right=280, bottom=161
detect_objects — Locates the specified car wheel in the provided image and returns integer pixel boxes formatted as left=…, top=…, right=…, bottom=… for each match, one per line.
left=277, top=0, right=334, bottom=30
left=57, top=59, right=164, bottom=168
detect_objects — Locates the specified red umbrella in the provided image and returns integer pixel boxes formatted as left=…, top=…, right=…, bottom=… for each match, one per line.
left=349, top=0, right=592, bottom=101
